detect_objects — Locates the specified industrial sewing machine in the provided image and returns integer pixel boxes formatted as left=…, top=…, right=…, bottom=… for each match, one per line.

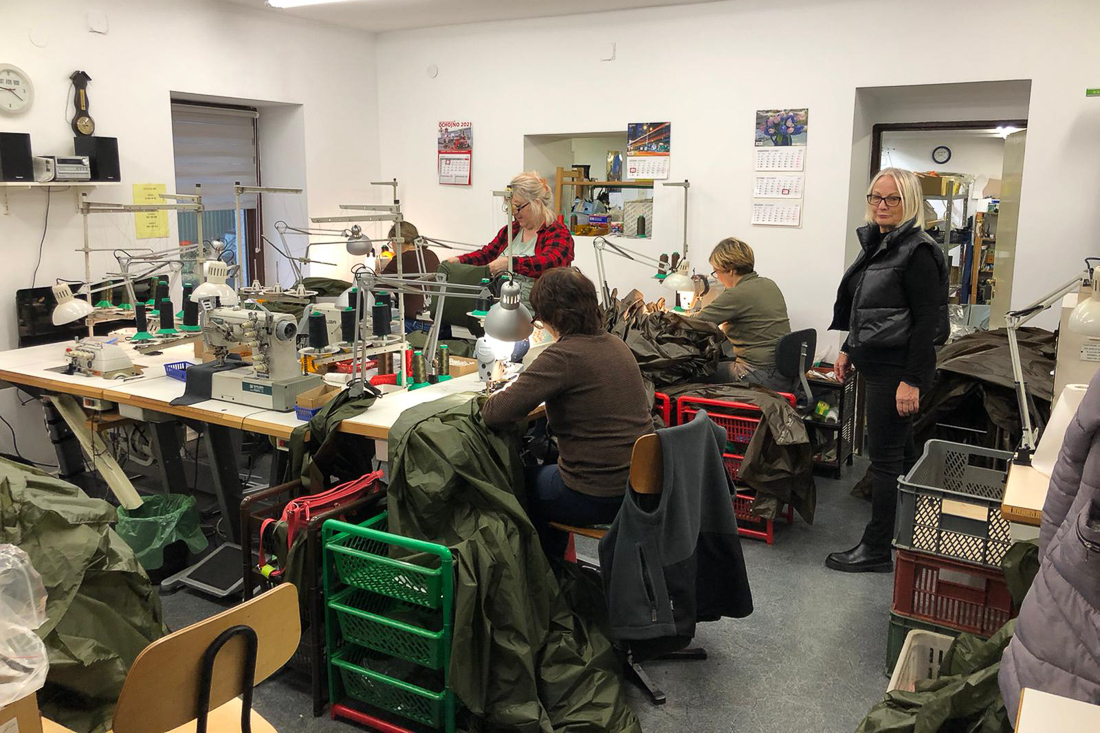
left=202, top=303, right=321, bottom=411
left=62, top=336, right=140, bottom=379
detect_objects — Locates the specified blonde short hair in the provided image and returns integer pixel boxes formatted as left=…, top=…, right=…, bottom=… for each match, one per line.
left=866, top=167, right=925, bottom=229
left=510, top=171, right=556, bottom=228
left=709, top=238, right=755, bottom=276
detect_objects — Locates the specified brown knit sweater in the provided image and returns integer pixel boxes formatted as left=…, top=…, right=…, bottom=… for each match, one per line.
left=481, top=332, right=651, bottom=497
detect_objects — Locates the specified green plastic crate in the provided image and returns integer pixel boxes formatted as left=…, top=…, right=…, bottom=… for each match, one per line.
left=332, top=644, right=448, bottom=729
left=885, top=611, right=960, bottom=677
left=330, top=586, right=446, bottom=669
left=327, top=522, right=444, bottom=609
left=324, top=513, right=456, bottom=732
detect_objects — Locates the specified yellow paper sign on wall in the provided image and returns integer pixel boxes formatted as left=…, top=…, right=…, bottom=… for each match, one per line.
left=132, top=183, right=168, bottom=239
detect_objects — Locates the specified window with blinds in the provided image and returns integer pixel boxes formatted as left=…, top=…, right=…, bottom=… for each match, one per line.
left=170, top=102, right=261, bottom=283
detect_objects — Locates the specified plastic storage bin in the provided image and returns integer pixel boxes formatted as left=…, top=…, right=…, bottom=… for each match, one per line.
left=679, top=395, right=797, bottom=545
left=894, top=440, right=1013, bottom=569
left=885, top=611, right=960, bottom=677
left=887, top=628, right=956, bottom=693
left=892, top=549, right=1013, bottom=636
left=324, top=513, right=456, bottom=732
left=163, top=361, right=195, bottom=381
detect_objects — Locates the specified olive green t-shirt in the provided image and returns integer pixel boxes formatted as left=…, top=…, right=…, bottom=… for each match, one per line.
left=695, top=272, right=791, bottom=368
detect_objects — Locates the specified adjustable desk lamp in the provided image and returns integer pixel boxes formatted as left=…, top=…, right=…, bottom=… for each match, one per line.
left=1007, top=257, right=1100, bottom=465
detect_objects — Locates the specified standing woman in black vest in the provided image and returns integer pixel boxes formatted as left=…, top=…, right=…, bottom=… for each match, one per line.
left=826, top=167, right=950, bottom=573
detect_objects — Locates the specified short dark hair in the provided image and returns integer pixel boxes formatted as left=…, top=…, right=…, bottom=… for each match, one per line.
left=530, top=267, right=601, bottom=337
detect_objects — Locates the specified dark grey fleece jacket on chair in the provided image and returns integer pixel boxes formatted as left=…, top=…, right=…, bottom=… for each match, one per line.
left=999, top=368, right=1100, bottom=721
left=598, top=411, right=753, bottom=659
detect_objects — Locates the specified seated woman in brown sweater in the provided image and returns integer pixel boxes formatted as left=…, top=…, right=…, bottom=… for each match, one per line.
left=481, top=267, right=652, bottom=557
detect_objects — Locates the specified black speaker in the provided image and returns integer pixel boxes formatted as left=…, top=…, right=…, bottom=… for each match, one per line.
left=0, top=132, right=33, bottom=182
left=74, top=136, right=120, bottom=182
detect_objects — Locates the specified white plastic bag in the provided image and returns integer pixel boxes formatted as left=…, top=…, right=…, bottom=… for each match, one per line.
left=0, top=545, right=48, bottom=707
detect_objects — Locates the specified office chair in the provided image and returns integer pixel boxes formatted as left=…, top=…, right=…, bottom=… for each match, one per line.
left=774, top=328, right=817, bottom=409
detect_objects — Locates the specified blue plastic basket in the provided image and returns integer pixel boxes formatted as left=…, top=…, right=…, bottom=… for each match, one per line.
left=164, top=361, right=196, bottom=381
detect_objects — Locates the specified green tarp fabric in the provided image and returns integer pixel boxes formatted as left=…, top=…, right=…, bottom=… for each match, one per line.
left=857, top=621, right=1016, bottom=733
left=857, top=539, right=1040, bottom=733
left=0, top=459, right=167, bottom=733
left=406, top=329, right=475, bottom=358
left=287, top=386, right=377, bottom=489
left=430, top=262, right=490, bottom=337
left=386, top=394, right=641, bottom=732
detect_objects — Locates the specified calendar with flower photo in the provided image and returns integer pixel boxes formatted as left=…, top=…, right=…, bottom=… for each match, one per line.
left=755, top=109, right=808, bottom=146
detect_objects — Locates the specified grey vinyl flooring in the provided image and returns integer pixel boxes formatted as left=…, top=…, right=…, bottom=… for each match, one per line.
left=161, top=456, right=892, bottom=733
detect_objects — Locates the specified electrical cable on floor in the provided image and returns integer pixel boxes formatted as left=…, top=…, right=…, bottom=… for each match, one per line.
left=0, top=413, right=57, bottom=468
left=30, top=187, right=52, bottom=289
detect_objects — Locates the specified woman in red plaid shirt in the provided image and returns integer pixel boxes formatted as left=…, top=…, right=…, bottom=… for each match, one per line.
left=446, top=171, right=574, bottom=306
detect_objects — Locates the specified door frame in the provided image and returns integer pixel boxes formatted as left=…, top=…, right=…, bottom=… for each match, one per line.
left=870, top=119, right=1028, bottom=177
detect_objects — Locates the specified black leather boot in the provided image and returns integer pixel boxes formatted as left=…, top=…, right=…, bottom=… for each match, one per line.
left=825, top=543, right=893, bottom=573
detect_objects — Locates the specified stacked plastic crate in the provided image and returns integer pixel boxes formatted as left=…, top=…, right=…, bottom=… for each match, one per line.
left=677, top=395, right=797, bottom=544
left=885, top=440, right=1018, bottom=674
left=323, top=513, right=457, bottom=732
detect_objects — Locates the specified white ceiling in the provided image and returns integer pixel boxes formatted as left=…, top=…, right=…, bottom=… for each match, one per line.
left=219, top=0, right=722, bottom=33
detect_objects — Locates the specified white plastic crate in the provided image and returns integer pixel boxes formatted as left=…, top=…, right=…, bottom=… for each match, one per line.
left=887, top=629, right=956, bottom=693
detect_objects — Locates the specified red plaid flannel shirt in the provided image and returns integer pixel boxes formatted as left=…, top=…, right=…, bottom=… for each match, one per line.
left=458, top=219, right=574, bottom=278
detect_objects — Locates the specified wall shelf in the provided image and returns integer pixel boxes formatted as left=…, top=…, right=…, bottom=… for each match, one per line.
left=0, top=182, right=119, bottom=215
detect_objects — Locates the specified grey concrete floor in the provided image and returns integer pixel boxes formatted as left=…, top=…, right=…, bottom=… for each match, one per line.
left=162, top=457, right=892, bottom=733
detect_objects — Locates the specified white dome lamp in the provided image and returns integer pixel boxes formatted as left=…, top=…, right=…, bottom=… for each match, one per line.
left=484, top=280, right=533, bottom=342
left=51, top=283, right=95, bottom=325
left=190, top=261, right=239, bottom=307
left=661, top=259, right=695, bottom=292
left=1069, top=276, right=1100, bottom=337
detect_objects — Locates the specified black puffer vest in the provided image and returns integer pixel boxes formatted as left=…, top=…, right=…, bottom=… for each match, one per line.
left=830, top=218, right=949, bottom=349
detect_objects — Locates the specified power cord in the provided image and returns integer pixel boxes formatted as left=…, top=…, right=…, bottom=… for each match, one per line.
left=0, top=413, right=57, bottom=468
left=30, top=187, right=52, bottom=288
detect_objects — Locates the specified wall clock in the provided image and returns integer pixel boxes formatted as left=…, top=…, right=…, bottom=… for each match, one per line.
left=932, top=145, right=952, bottom=165
left=0, top=64, right=34, bottom=115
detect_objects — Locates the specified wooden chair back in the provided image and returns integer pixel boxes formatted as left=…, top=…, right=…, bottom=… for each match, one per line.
left=629, top=433, right=663, bottom=495
left=111, top=583, right=300, bottom=733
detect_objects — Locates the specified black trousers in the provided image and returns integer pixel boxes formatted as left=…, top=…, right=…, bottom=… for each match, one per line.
left=858, top=363, right=920, bottom=552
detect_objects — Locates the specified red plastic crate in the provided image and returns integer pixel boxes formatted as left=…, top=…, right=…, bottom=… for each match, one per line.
left=654, top=392, right=672, bottom=427
left=677, top=395, right=798, bottom=545
left=724, top=453, right=794, bottom=544
left=892, top=549, right=1015, bottom=637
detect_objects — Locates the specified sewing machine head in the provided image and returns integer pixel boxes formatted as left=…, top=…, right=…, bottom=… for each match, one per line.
left=202, top=304, right=300, bottom=381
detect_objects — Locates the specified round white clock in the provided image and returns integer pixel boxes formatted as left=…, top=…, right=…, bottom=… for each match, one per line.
left=0, top=64, right=34, bottom=115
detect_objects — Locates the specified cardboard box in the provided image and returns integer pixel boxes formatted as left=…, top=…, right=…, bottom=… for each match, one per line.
left=449, top=356, right=478, bottom=378
left=296, top=382, right=341, bottom=410
left=0, top=693, right=44, bottom=733
left=917, top=173, right=961, bottom=197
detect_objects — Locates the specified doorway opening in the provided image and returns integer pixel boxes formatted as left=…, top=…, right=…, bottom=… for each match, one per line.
left=847, top=80, right=1032, bottom=332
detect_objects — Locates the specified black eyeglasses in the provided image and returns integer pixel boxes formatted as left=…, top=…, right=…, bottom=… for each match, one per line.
left=867, top=194, right=902, bottom=208
left=513, top=202, right=530, bottom=214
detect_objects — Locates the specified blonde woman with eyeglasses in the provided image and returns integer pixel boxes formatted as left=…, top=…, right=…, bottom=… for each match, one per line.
left=446, top=171, right=574, bottom=306
left=826, top=167, right=949, bottom=574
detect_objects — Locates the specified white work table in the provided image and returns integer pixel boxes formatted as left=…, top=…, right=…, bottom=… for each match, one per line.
left=1001, top=462, right=1049, bottom=527
left=1016, top=688, right=1100, bottom=731
left=0, top=340, right=486, bottom=441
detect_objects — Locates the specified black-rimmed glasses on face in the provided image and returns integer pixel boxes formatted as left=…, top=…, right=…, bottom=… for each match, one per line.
left=867, top=194, right=902, bottom=208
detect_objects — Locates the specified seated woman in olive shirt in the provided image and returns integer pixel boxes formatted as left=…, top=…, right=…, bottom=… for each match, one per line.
left=481, top=268, right=652, bottom=557
left=694, top=237, right=793, bottom=391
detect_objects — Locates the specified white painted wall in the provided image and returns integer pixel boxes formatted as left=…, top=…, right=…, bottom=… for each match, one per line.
left=375, top=0, right=1100, bottom=351
left=0, top=0, right=378, bottom=462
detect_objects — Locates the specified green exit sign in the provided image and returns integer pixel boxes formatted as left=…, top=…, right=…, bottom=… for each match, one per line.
left=1088, top=89, right=1100, bottom=97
